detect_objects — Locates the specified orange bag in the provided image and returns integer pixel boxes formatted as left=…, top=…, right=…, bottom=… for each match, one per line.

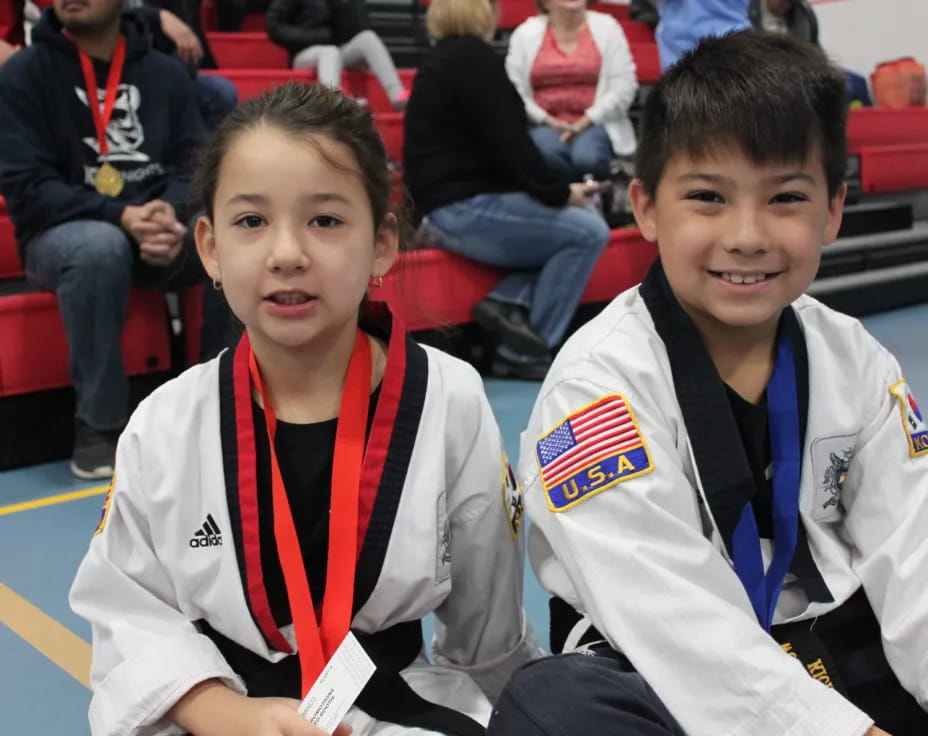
left=870, top=58, right=927, bottom=108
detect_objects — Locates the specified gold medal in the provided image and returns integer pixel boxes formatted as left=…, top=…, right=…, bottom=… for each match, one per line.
left=94, top=162, right=124, bottom=197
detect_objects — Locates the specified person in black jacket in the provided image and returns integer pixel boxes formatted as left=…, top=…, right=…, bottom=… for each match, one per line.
left=266, top=0, right=408, bottom=110
left=404, top=0, right=609, bottom=380
left=0, top=0, right=227, bottom=479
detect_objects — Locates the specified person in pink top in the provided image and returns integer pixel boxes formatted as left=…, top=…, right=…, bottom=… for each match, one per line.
left=506, top=0, right=638, bottom=182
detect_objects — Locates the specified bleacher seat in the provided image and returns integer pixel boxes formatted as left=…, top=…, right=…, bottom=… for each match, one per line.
left=374, top=112, right=405, bottom=163
left=0, top=216, right=19, bottom=280
left=378, top=229, right=657, bottom=331
left=207, top=32, right=288, bottom=69
left=201, top=68, right=314, bottom=99
left=0, top=288, right=171, bottom=396
left=497, top=0, right=538, bottom=30
left=847, top=108, right=928, bottom=151
left=590, top=2, right=630, bottom=20
left=629, top=42, right=660, bottom=84
left=859, top=143, right=928, bottom=194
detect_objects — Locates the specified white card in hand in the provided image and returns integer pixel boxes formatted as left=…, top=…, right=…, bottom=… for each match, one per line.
left=297, top=631, right=376, bottom=732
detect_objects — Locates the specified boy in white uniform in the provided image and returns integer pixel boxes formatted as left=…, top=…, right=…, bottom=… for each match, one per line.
left=487, top=30, right=928, bottom=736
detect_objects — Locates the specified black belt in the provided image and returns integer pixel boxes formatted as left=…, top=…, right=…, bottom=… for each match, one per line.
left=198, top=619, right=486, bottom=735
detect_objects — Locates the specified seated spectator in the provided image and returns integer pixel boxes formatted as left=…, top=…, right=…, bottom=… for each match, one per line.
left=506, top=0, right=638, bottom=183
left=0, top=0, right=23, bottom=67
left=748, top=0, right=816, bottom=44
left=0, top=0, right=229, bottom=479
left=747, top=0, right=872, bottom=106
left=656, top=0, right=749, bottom=71
left=127, top=0, right=239, bottom=130
left=404, top=0, right=609, bottom=380
left=266, top=0, right=408, bottom=110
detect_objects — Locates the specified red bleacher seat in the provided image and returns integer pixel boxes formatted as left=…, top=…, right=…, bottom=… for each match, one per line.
left=859, top=143, right=928, bottom=194
left=378, top=229, right=657, bottom=331
left=342, top=69, right=417, bottom=112
left=0, top=195, right=6, bottom=214
left=498, top=0, right=538, bottom=30
left=847, top=108, right=928, bottom=152
left=590, top=2, right=630, bottom=20
left=374, top=112, right=405, bottom=163
left=629, top=43, right=660, bottom=84
left=207, top=32, right=288, bottom=69
left=201, top=68, right=314, bottom=100
left=0, top=288, right=171, bottom=396
left=0, top=216, right=21, bottom=279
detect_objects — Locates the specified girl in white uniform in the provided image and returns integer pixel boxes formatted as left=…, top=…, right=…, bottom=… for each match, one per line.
left=488, top=31, right=928, bottom=736
left=70, top=82, right=536, bottom=736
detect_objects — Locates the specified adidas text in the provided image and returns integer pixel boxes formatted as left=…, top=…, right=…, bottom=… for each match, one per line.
left=189, top=535, right=222, bottom=548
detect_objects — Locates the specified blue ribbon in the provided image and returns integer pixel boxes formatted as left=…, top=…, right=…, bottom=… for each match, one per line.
left=730, top=322, right=802, bottom=632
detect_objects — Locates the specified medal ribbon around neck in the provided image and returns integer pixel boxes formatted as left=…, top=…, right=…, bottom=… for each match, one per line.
left=77, top=36, right=126, bottom=159
left=248, top=329, right=372, bottom=696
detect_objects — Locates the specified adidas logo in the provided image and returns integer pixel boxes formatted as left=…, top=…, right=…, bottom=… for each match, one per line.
left=189, top=514, right=223, bottom=548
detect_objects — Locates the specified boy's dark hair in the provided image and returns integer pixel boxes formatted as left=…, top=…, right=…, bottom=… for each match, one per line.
left=194, top=82, right=391, bottom=230
left=636, top=30, right=848, bottom=198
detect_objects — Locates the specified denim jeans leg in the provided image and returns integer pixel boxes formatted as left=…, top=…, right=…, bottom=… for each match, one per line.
left=194, top=74, right=239, bottom=132
left=530, top=126, right=573, bottom=180
left=570, top=124, right=614, bottom=181
left=487, top=652, right=686, bottom=736
left=425, top=193, right=609, bottom=347
left=23, top=220, right=134, bottom=431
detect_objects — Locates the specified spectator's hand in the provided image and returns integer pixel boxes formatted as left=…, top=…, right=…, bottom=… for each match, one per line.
left=865, top=728, right=892, bottom=736
left=0, top=40, right=21, bottom=67
left=159, top=9, right=204, bottom=66
left=568, top=180, right=601, bottom=207
left=139, top=233, right=184, bottom=268
left=561, top=115, right=593, bottom=143
left=544, top=114, right=571, bottom=135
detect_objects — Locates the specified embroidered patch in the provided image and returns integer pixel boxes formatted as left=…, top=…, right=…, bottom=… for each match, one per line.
left=536, top=394, right=653, bottom=512
left=889, top=379, right=928, bottom=458
left=810, top=433, right=857, bottom=516
left=93, top=474, right=115, bottom=536
left=501, top=453, right=523, bottom=539
left=436, top=492, right=451, bottom=583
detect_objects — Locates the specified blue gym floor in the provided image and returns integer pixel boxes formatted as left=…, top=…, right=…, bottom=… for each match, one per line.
left=2, top=304, right=927, bottom=736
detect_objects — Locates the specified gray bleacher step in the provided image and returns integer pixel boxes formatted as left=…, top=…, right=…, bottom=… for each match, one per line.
left=818, top=222, right=928, bottom=278
left=809, top=260, right=928, bottom=316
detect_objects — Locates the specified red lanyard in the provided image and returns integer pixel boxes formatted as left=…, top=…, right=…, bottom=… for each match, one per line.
left=76, top=36, right=126, bottom=157
left=248, top=330, right=372, bottom=696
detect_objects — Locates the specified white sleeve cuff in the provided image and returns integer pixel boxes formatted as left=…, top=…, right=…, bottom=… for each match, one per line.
left=89, top=632, right=246, bottom=736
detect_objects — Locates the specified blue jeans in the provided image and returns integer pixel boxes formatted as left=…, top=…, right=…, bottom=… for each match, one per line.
left=487, top=650, right=685, bottom=735
left=424, top=193, right=609, bottom=351
left=194, top=74, right=239, bottom=131
left=23, top=219, right=219, bottom=431
left=531, top=124, right=614, bottom=181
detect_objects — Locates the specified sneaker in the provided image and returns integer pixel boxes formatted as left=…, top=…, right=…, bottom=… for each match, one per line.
left=491, top=352, right=553, bottom=381
left=392, top=88, right=410, bottom=111
left=71, top=418, right=118, bottom=480
left=472, top=298, right=549, bottom=358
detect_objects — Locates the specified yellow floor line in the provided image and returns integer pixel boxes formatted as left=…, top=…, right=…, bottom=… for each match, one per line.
left=0, top=581, right=90, bottom=688
left=0, top=485, right=108, bottom=517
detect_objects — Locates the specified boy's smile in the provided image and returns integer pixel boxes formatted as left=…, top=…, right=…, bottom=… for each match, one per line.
left=631, top=147, right=846, bottom=345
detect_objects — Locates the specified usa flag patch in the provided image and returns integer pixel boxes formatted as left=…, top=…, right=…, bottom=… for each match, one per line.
left=889, top=379, right=928, bottom=458
left=536, top=394, right=653, bottom=511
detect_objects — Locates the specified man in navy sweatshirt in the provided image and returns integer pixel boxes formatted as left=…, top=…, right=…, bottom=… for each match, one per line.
left=0, top=0, right=220, bottom=479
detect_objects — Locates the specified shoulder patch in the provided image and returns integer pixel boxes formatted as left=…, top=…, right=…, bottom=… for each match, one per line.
left=889, top=379, right=928, bottom=458
left=536, top=394, right=654, bottom=512
left=501, top=453, right=523, bottom=539
left=93, top=474, right=115, bottom=536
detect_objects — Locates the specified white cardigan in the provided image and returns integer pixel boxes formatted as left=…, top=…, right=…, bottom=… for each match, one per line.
left=506, top=11, right=639, bottom=156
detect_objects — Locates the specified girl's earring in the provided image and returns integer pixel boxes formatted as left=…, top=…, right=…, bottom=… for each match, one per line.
left=212, top=279, right=222, bottom=291
left=368, top=275, right=383, bottom=288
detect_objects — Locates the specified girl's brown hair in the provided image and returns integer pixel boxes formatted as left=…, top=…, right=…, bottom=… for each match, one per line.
left=193, top=82, right=392, bottom=230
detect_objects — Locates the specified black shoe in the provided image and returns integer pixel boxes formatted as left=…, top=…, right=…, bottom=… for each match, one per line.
left=472, top=298, right=549, bottom=358
left=71, top=418, right=118, bottom=480
left=491, top=353, right=552, bottom=381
